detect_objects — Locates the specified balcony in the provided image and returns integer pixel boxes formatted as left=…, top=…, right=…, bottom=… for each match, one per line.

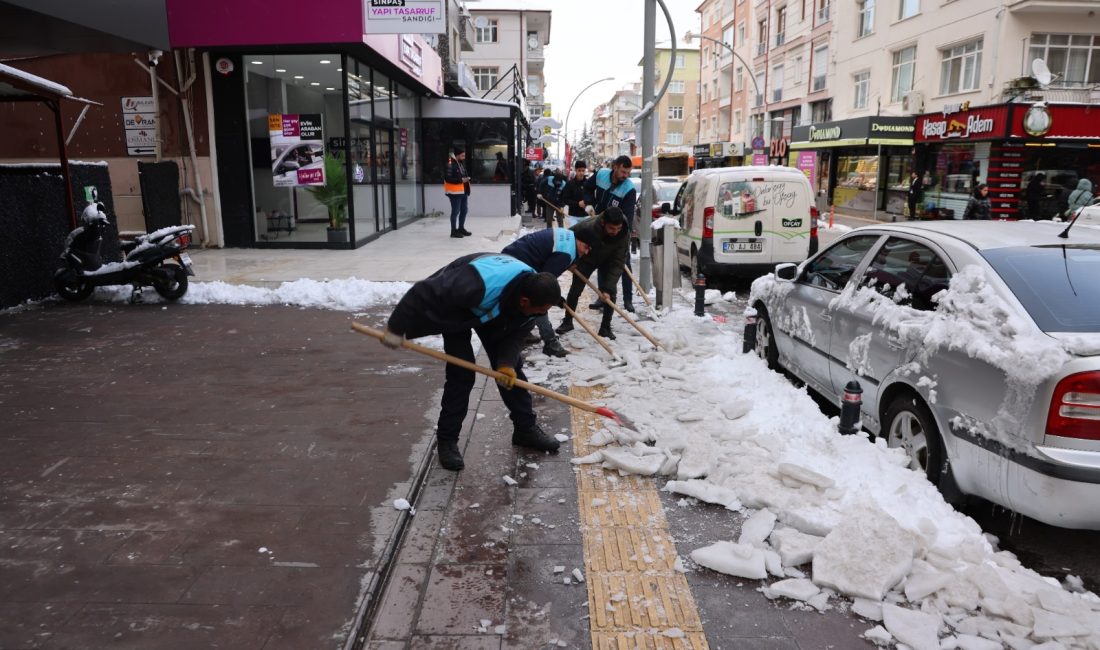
left=816, top=4, right=830, bottom=24
left=812, top=75, right=826, bottom=92
left=1007, top=0, right=1099, bottom=14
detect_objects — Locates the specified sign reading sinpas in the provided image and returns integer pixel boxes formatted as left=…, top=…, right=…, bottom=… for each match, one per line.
left=364, top=0, right=445, bottom=34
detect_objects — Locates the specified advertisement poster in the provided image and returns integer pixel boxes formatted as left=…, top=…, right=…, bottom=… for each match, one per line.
left=793, top=151, right=816, bottom=180
left=752, top=154, right=768, bottom=165
left=269, top=114, right=325, bottom=187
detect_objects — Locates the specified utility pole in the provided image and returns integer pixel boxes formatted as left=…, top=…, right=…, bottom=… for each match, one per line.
left=638, top=0, right=656, bottom=292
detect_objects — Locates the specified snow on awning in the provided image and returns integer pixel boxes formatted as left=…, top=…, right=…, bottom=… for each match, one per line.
left=0, top=62, right=72, bottom=98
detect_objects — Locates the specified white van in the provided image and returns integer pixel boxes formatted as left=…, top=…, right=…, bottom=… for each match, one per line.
left=672, top=166, right=819, bottom=279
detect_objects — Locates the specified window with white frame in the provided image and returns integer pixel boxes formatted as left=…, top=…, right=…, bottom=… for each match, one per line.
left=756, top=72, right=765, bottom=105
left=668, top=105, right=684, bottom=120
left=738, top=22, right=746, bottom=45
left=940, top=39, right=982, bottom=94
left=736, top=65, right=744, bottom=91
left=675, top=54, right=686, bottom=68
left=793, top=56, right=803, bottom=81
left=853, top=71, right=870, bottom=108
left=813, top=44, right=828, bottom=91
left=772, top=64, right=784, bottom=102
left=1029, top=33, right=1100, bottom=84
left=711, top=116, right=719, bottom=137
left=857, top=0, right=874, bottom=38
left=734, top=109, right=743, bottom=134
left=890, top=45, right=916, bottom=102
left=475, top=18, right=498, bottom=43
left=472, top=66, right=498, bottom=92
left=667, top=132, right=684, bottom=145
left=723, top=26, right=734, bottom=51
left=669, top=80, right=685, bottom=94
left=775, top=6, right=787, bottom=46
left=898, top=0, right=918, bottom=20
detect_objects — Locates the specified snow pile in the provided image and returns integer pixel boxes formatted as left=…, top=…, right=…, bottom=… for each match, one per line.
left=551, top=303, right=1100, bottom=648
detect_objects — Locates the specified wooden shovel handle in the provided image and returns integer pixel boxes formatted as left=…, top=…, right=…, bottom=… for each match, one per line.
left=351, top=322, right=602, bottom=414
left=562, top=303, right=617, bottom=359
left=621, top=264, right=653, bottom=308
left=537, top=195, right=566, bottom=216
left=570, top=268, right=663, bottom=350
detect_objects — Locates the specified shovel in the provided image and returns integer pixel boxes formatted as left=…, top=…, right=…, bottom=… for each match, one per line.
left=352, top=323, right=637, bottom=430
left=570, top=268, right=663, bottom=350
left=537, top=195, right=567, bottom=217
left=562, top=303, right=627, bottom=367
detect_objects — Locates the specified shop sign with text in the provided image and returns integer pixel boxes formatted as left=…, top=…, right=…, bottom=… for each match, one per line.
left=364, top=0, right=444, bottom=35
left=916, top=105, right=1008, bottom=142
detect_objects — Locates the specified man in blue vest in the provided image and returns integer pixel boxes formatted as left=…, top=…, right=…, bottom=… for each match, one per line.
left=502, top=227, right=598, bottom=357
left=583, top=155, right=638, bottom=312
left=381, top=254, right=563, bottom=471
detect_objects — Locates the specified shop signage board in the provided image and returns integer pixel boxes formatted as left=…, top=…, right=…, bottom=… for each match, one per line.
left=693, top=144, right=711, bottom=158
left=791, top=116, right=914, bottom=150
left=525, top=146, right=544, bottom=161
left=752, top=153, right=768, bottom=165
left=120, top=96, right=157, bottom=156
left=399, top=34, right=424, bottom=77
left=364, top=0, right=444, bottom=35
left=793, top=151, right=816, bottom=180
left=915, top=104, right=1009, bottom=142
left=268, top=113, right=326, bottom=187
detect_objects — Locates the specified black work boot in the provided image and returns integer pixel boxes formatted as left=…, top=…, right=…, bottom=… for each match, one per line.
left=587, top=299, right=603, bottom=310
left=524, top=332, right=542, bottom=345
left=555, top=318, right=574, bottom=335
left=450, top=229, right=464, bottom=238
left=512, top=423, right=560, bottom=452
left=623, top=300, right=635, bottom=313
left=437, top=439, right=464, bottom=471
left=597, top=324, right=616, bottom=340
left=542, top=338, right=567, bottom=358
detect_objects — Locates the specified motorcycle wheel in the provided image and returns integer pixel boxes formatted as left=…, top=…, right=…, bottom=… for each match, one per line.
left=153, top=263, right=189, bottom=301
left=54, top=271, right=94, bottom=302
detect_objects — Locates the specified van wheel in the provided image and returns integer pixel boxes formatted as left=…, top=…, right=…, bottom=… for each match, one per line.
left=882, top=395, right=944, bottom=487
left=755, top=307, right=779, bottom=370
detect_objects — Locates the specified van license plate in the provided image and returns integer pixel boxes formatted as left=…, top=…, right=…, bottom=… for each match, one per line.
left=723, top=241, right=763, bottom=253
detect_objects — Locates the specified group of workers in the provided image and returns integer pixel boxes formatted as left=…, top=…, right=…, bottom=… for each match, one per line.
left=379, top=155, right=641, bottom=471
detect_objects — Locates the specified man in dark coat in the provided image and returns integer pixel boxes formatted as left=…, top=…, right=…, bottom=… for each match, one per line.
left=561, top=160, right=590, bottom=223
left=555, top=207, right=631, bottom=340
left=963, top=184, right=992, bottom=220
left=1026, top=173, right=1046, bottom=219
left=907, top=170, right=923, bottom=220
left=583, top=155, right=638, bottom=311
left=381, top=254, right=563, bottom=470
left=521, top=160, right=537, bottom=217
left=502, top=227, right=597, bottom=357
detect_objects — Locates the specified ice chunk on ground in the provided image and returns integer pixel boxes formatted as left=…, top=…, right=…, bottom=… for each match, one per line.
left=862, top=625, right=893, bottom=646
left=721, top=399, right=752, bottom=420
left=553, top=565, right=565, bottom=574
left=393, top=499, right=414, bottom=513
left=738, top=508, right=777, bottom=548
left=777, top=461, right=836, bottom=489
left=690, top=541, right=767, bottom=580
left=571, top=451, right=604, bottom=465
left=903, top=571, right=953, bottom=602
left=663, top=479, right=742, bottom=511
left=1030, top=607, right=1092, bottom=639
left=572, top=568, right=585, bottom=584
left=881, top=603, right=941, bottom=650
left=852, top=598, right=883, bottom=621
left=554, top=433, right=570, bottom=442
left=954, top=634, right=1003, bottom=650
left=762, top=578, right=820, bottom=602
left=812, top=504, right=914, bottom=601
left=769, top=527, right=823, bottom=567
left=502, top=475, right=518, bottom=486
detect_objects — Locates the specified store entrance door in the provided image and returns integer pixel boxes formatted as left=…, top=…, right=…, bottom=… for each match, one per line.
left=374, top=127, right=396, bottom=233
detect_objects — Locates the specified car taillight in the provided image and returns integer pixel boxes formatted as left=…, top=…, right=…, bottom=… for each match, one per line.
left=810, top=205, right=820, bottom=238
left=1046, top=371, right=1100, bottom=441
left=703, top=206, right=714, bottom=239
left=177, top=232, right=192, bottom=249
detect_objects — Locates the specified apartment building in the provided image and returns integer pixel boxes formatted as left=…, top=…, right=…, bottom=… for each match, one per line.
left=589, top=84, right=642, bottom=162
left=695, top=0, right=753, bottom=167
left=803, top=0, right=1100, bottom=218
left=648, top=45, right=701, bottom=155
left=463, top=1, right=551, bottom=123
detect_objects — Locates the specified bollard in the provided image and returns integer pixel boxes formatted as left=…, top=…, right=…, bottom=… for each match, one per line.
left=742, top=307, right=758, bottom=354
left=838, top=380, right=863, bottom=435
left=693, top=273, right=706, bottom=317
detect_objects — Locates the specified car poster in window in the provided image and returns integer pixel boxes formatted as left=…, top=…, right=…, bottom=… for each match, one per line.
left=269, top=114, right=325, bottom=187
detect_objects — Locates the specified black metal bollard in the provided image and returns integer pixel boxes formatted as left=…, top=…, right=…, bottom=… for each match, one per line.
left=838, top=380, right=863, bottom=435
left=693, top=273, right=706, bottom=317
left=742, top=307, right=757, bottom=354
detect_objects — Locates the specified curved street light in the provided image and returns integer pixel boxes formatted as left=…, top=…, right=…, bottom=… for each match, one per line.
left=684, top=30, right=764, bottom=138
left=562, top=76, right=614, bottom=163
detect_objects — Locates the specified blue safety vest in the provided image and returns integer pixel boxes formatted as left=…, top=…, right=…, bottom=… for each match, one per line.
left=594, top=168, right=635, bottom=206
left=469, top=255, right=535, bottom=323
left=551, top=228, right=577, bottom=262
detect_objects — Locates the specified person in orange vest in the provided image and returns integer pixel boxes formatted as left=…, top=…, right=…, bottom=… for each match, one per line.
left=444, top=149, right=472, bottom=238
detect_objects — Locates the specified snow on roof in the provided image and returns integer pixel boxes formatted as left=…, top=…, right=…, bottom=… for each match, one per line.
left=0, top=63, right=72, bottom=98
left=858, top=220, right=1100, bottom=251
left=465, top=0, right=552, bottom=12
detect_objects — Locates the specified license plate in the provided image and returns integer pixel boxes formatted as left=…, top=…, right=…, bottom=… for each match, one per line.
left=723, top=240, right=763, bottom=253
left=179, top=252, right=193, bottom=267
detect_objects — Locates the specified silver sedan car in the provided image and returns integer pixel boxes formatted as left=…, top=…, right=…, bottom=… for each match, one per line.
left=750, top=221, right=1100, bottom=529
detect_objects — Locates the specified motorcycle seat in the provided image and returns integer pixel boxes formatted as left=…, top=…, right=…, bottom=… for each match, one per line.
left=120, top=240, right=140, bottom=254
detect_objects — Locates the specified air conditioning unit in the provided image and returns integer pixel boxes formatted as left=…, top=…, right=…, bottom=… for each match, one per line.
left=902, top=90, right=925, bottom=114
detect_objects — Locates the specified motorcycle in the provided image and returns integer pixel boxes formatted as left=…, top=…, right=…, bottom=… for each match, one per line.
left=54, top=202, right=196, bottom=302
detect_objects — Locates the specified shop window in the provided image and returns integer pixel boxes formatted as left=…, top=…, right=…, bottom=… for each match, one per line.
left=1028, top=33, right=1100, bottom=85
left=853, top=71, right=870, bottom=108
left=857, top=0, right=874, bottom=38
left=890, top=45, right=916, bottom=102
left=475, top=18, right=498, bottom=44
left=940, top=40, right=982, bottom=95
left=930, top=143, right=978, bottom=197
left=421, top=118, right=511, bottom=184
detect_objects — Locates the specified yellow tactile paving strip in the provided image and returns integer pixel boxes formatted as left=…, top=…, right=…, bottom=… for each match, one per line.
left=570, top=385, right=710, bottom=650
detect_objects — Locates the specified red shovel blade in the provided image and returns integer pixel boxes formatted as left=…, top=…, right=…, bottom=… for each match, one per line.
left=594, top=406, right=638, bottom=431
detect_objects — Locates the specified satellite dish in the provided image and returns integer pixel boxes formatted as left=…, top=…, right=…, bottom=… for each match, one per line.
left=1032, top=58, right=1053, bottom=86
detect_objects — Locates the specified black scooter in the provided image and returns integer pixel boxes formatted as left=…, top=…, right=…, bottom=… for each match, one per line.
left=54, top=202, right=196, bottom=302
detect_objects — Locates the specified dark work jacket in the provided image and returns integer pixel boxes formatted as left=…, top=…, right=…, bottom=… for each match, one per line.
left=501, top=228, right=578, bottom=278
left=539, top=174, right=566, bottom=206
left=444, top=159, right=467, bottom=185
left=583, top=168, right=637, bottom=228
left=386, top=253, right=535, bottom=367
left=907, top=176, right=923, bottom=201
left=561, top=178, right=588, bottom=216
left=963, top=195, right=992, bottom=220
left=570, top=214, right=629, bottom=292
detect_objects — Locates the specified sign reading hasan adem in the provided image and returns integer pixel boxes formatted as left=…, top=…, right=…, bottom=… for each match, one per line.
left=364, top=0, right=444, bottom=35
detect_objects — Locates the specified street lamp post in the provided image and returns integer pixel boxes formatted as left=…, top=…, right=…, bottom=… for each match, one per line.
left=684, top=30, right=763, bottom=145
left=563, top=77, right=614, bottom=164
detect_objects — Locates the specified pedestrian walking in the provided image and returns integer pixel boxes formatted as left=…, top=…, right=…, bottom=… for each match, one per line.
left=907, top=170, right=923, bottom=220
left=521, top=160, right=537, bottom=217
left=562, top=160, right=589, bottom=227
left=962, top=183, right=992, bottom=220
left=1026, top=173, right=1046, bottom=219
left=1065, top=179, right=1094, bottom=218
left=444, top=149, right=472, bottom=238
left=380, top=254, right=564, bottom=470
left=583, top=155, right=637, bottom=312
left=502, top=227, right=596, bottom=357
left=556, top=207, right=631, bottom=340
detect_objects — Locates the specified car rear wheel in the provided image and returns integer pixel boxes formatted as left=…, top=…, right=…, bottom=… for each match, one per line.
left=883, top=395, right=944, bottom=486
left=755, top=307, right=779, bottom=370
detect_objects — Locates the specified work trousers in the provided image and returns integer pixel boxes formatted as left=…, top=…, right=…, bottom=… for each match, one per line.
left=447, top=194, right=468, bottom=230
left=437, top=329, right=535, bottom=442
left=564, top=261, right=614, bottom=329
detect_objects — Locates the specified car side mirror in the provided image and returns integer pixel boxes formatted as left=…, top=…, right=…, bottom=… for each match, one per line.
left=774, top=263, right=798, bottom=282
left=661, top=202, right=671, bottom=214
left=283, top=160, right=300, bottom=171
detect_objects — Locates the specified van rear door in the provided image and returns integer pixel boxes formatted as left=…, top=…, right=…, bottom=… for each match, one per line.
left=768, top=180, right=813, bottom=265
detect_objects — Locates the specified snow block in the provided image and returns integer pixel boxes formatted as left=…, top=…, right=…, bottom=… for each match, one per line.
left=769, top=527, right=823, bottom=567
left=903, top=571, right=953, bottom=603
left=690, top=541, right=768, bottom=580
left=881, top=603, right=941, bottom=650
left=777, top=462, right=836, bottom=489
left=812, top=504, right=915, bottom=601
left=762, top=578, right=820, bottom=603
left=738, top=508, right=777, bottom=548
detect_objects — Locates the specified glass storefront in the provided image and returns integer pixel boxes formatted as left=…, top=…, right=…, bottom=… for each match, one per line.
left=833, top=154, right=879, bottom=212
left=421, top=118, right=513, bottom=184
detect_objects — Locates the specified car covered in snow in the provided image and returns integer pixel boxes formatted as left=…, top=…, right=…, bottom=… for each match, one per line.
left=749, top=221, right=1100, bottom=529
